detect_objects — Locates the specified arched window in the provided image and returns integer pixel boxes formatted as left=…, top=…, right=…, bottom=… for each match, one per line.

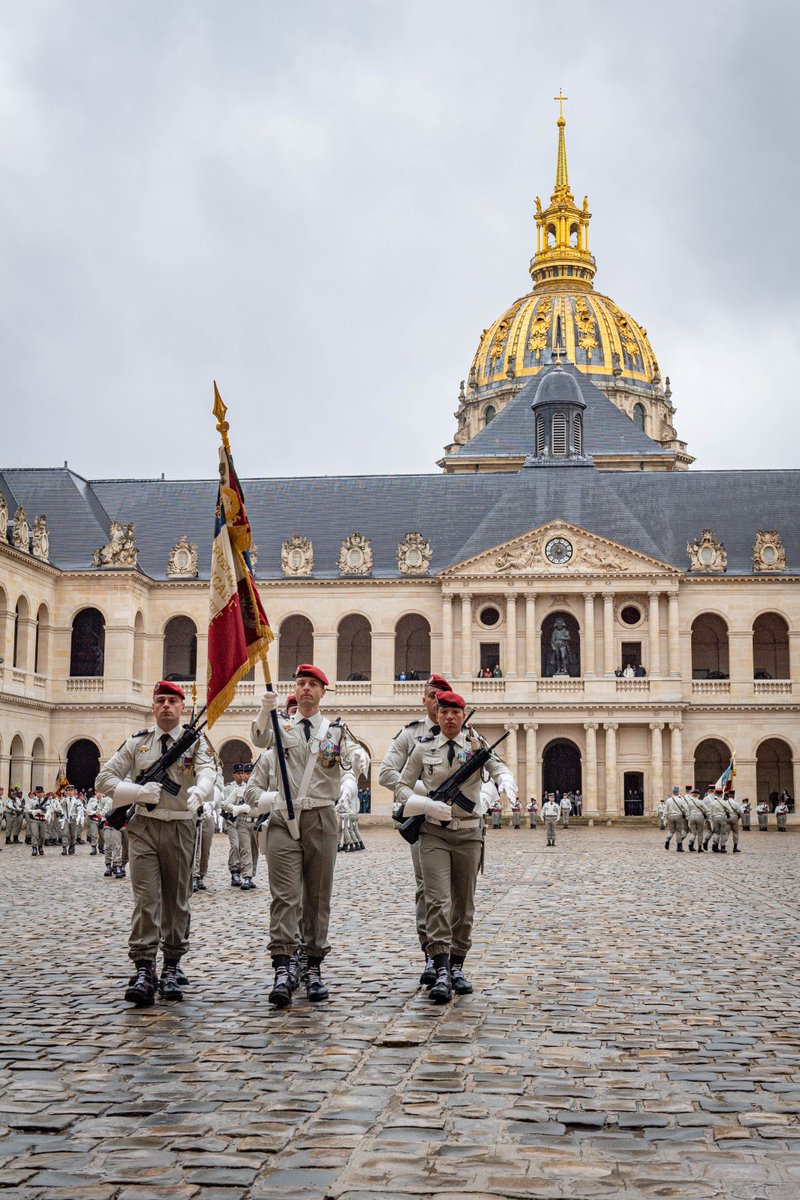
left=691, top=614, right=730, bottom=678
left=572, top=412, right=583, bottom=454
left=569, top=224, right=579, bottom=248
left=693, top=738, right=730, bottom=795
left=546, top=224, right=556, bottom=248
left=34, top=603, right=49, bottom=675
left=541, top=611, right=581, bottom=677
left=162, top=616, right=197, bottom=681
left=394, top=614, right=431, bottom=680
left=278, top=615, right=314, bottom=681
left=632, top=403, right=646, bottom=432
left=66, top=738, right=101, bottom=793
left=753, top=613, right=790, bottom=679
left=13, top=597, right=30, bottom=669
left=337, top=615, right=371, bottom=681
left=31, top=737, right=46, bottom=791
left=9, top=733, right=24, bottom=791
left=219, top=738, right=253, bottom=783
left=483, top=405, right=496, bottom=427
left=552, top=412, right=567, bottom=456
left=756, top=738, right=793, bottom=803
left=70, top=608, right=105, bottom=677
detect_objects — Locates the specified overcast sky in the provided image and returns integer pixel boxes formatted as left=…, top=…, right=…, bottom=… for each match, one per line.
left=1, top=0, right=798, bottom=481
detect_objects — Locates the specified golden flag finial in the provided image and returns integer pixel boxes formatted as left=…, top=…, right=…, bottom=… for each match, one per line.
left=212, top=381, right=231, bottom=453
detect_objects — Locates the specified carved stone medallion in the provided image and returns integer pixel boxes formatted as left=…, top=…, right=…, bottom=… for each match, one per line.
left=92, top=521, right=137, bottom=568
left=167, top=533, right=198, bottom=578
left=31, top=515, right=49, bottom=562
left=687, top=529, right=727, bottom=573
left=338, top=533, right=373, bottom=576
left=12, top=506, right=29, bottom=552
left=397, top=532, right=431, bottom=575
left=752, top=530, right=786, bottom=573
left=281, top=534, right=313, bottom=577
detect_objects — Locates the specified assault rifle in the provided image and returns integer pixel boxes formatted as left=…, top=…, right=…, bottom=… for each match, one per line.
left=106, top=708, right=208, bottom=831
left=398, top=729, right=510, bottom=846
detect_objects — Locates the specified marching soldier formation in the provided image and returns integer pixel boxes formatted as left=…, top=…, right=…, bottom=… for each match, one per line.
left=662, top=783, right=746, bottom=855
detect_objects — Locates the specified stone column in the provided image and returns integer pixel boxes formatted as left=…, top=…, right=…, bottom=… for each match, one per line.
left=584, top=722, right=598, bottom=816
left=668, top=591, right=681, bottom=677
left=604, top=722, right=618, bottom=815
left=735, top=756, right=757, bottom=804
left=441, top=594, right=453, bottom=678
left=583, top=592, right=596, bottom=677
left=789, top=630, right=800, bottom=684
left=525, top=593, right=538, bottom=678
left=525, top=722, right=538, bottom=801
left=669, top=722, right=684, bottom=791
left=729, top=629, right=754, bottom=685
left=505, top=593, right=518, bottom=677
left=371, top=631, right=395, bottom=683
left=503, top=722, right=518, bottom=789
left=460, top=593, right=472, bottom=680
left=314, top=632, right=337, bottom=687
left=650, top=723, right=664, bottom=814
left=648, top=591, right=661, bottom=677
left=603, top=593, right=615, bottom=676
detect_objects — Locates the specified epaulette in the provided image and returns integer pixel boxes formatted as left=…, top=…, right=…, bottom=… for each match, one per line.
left=405, top=718, right=424, bottom=729
left=132, top=729, right=151, bottom=738
left=417, top=734, right=436, bottom=744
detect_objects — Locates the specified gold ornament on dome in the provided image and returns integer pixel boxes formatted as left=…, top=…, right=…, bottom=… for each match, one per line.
left=527, top=298, right=552, bottom=361
left=488, top=299, right=523, bottom=363
left=167, top=533, right=198, bottom=578
left=281, top=534, right=313, bottom=577
left=92, top=521, right=137, bottom=568
left=687, top=529, right=727, bottom=573
left=338, top=533, right=373, bottom=576
left=606, top=299, right=641, bottom=361
left=12, top=506, right=29, bottom=552
left=752, top=531, right=786, bottom=573
left=397, top=532, right=431, bottom=575
left=31, top=515, right=49, bottom=562
left=574, top=296, right=597, bottom=358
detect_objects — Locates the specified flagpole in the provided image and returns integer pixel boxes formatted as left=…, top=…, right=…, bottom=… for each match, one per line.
left=212, top=383, right=299, bottom=840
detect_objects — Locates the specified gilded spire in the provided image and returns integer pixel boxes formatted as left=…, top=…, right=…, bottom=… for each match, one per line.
left=529, top=96, right=595, bottom=293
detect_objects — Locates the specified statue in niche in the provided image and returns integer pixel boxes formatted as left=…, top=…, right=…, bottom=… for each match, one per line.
left=0, top=493, right=7, bottom=541
left=549, top=617, right=573, bottom=676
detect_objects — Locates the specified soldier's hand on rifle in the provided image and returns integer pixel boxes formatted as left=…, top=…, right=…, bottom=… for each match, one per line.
left=403, top=796, right=452, bottom=821
left=185, top=786, right=204, bottom=813
left=110, top=779, right=161, bottom=808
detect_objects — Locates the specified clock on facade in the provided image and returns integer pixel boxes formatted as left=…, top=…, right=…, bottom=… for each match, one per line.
left=545, top=536, right=573, bottom=565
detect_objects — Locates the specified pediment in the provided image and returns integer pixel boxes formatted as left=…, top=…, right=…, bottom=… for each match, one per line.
left=441, top=522, right=680, bottom=579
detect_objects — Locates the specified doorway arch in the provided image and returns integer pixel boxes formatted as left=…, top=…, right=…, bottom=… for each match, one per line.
left=219, top=738, right=254, bottom=784
left=693, top=737, right=730, bottom=795
left=66, top=739, right=101, bottom=793
left=542, top=738, right=582, bottom=795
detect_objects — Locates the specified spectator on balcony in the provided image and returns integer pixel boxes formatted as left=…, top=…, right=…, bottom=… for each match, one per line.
left=492, top=664, right=503, bottom=678
left=634, top=665, right=647, bottom=677
left=622, top=663, right=635, bottom=679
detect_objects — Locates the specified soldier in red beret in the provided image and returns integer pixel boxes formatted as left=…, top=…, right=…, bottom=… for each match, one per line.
left=379, top=672, right=453, bottom=985
left=250, top=665, right=368, bottom=1007
left=394, top=690, right=517, bottom=1003
left=96, top=681, right=215, bottom=1007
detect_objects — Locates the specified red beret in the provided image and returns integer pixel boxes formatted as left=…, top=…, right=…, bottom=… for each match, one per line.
left=153, top=680, right=186, bottom=699
left=425, top=673, right=452, bottom=692
left=295, top=664, right=329, bottom=687
left=436, top=689, right=466, bottom=710
left=286, top=694, right=297, bottom=707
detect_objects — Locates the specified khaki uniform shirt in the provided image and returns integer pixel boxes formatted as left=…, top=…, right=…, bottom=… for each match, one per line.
left=396, top=730, right=499, bottom=815
left=96, top=725, right=214, bottom=820
left=250, top=710, right=360, bottom=810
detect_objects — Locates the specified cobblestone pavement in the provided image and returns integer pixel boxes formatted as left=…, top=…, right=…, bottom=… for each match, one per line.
left=1, top=825, right=799, bottom=1200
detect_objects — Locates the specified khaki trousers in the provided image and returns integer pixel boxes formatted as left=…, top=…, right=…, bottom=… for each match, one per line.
left=266, top=806, right=338, bottom=959
left=226, top=818, right=252, bottom=875
left=104, top=826, right=123, bottom=867
left=248, top=824, right=260, bottom=878
left=196, top=813, right=215, bottom=877
left=712, top=815, right=730, bottom=848
left=419, top=821, right=482, bottom=959
left=545, top=817, right=557, bottom=843
left=29, top=819, right=45, bottom=850
left=688, top=815, right=705, bottom=847
left=666, top=816, right=685, bottom=845
left=409, top=838, right=428, bottom=950
left=127, top=814, right=195, bottom=963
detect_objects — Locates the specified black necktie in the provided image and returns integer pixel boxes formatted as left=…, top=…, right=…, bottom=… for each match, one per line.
left=447, top=740, right=456, bottom=766
left=301, top=718, right=312, bottom=742
left=160, top=733, right=171, bottom=754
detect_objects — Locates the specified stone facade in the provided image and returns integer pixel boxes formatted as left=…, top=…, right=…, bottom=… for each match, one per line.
left=1, top=532, right=797, bottom=815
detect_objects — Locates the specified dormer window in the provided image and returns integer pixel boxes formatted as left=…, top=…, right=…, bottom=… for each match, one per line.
left=633, top=402, right=646, bottom=432
left=483, top=405, right=496, bottom=427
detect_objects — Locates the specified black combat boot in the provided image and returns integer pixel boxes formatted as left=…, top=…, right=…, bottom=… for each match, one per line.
left=175, top=963, right=189, bottom=986
left=719, top=845, right=726, bottom=853
left=419, top=953, right=436, bottom=987
left=159, top=960, right=184, bottom=1001
left=114, top=865, right=126, bottom=878
left=68, top=845, right=75, bottom=855
left=240, top=876, right=255, bottom=890
left=195, top=877, right=207, bottom=891
left=31, top=847, right=38, bottom=856
left=191, top=876, right=200, bottom=892
left=103, top=864, right=113, bottom=876
left=125, top=960, right=157, bottom=1007
left=711, top=843, right=719, bottom=852
left=90, top=846, right=97, bottom=855
left=676, top=843, right=684, bottom=852
left=688, top=843, right=695, bottom=851
left=269, top=955, right=293, bottom=1007
left=429, top=954, right=452, bottom=1004
left=230, top=872, right=242, bottom=887
left=732, top=846, right=741, bottom=853
left=450, top=956, right=473, bottom=995
left=664, top=837, right=670, bottom=850
left=306, top=957, right=329, bottom=1002
left=61, top=847, right=67, bottom=855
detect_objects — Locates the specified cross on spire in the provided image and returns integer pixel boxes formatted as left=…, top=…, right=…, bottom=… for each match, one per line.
left=554, top=89, right=568, bottom=121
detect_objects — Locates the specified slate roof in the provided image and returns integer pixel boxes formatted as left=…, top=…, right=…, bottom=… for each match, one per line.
left=1, top=464, right=798, bottom=580
left=453, top=362, right=672, bottom=461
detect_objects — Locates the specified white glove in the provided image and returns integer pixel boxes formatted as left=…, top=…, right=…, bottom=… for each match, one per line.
left=232, top=802, right=250, bottom=817
left=349, top=747, right=370, bottom=779
left=402, top=796, right=452, bottom=821
left=498, top=774, right=518, bottom=802
left=257, top=692, right=279, bottom=723
left=202, top=801, right=215, bottom=819
left=110, top=779, right=161, bottom=809
left=185, top=786, right=204, bottom=813
left=252, top=789, right=277, bottom=815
